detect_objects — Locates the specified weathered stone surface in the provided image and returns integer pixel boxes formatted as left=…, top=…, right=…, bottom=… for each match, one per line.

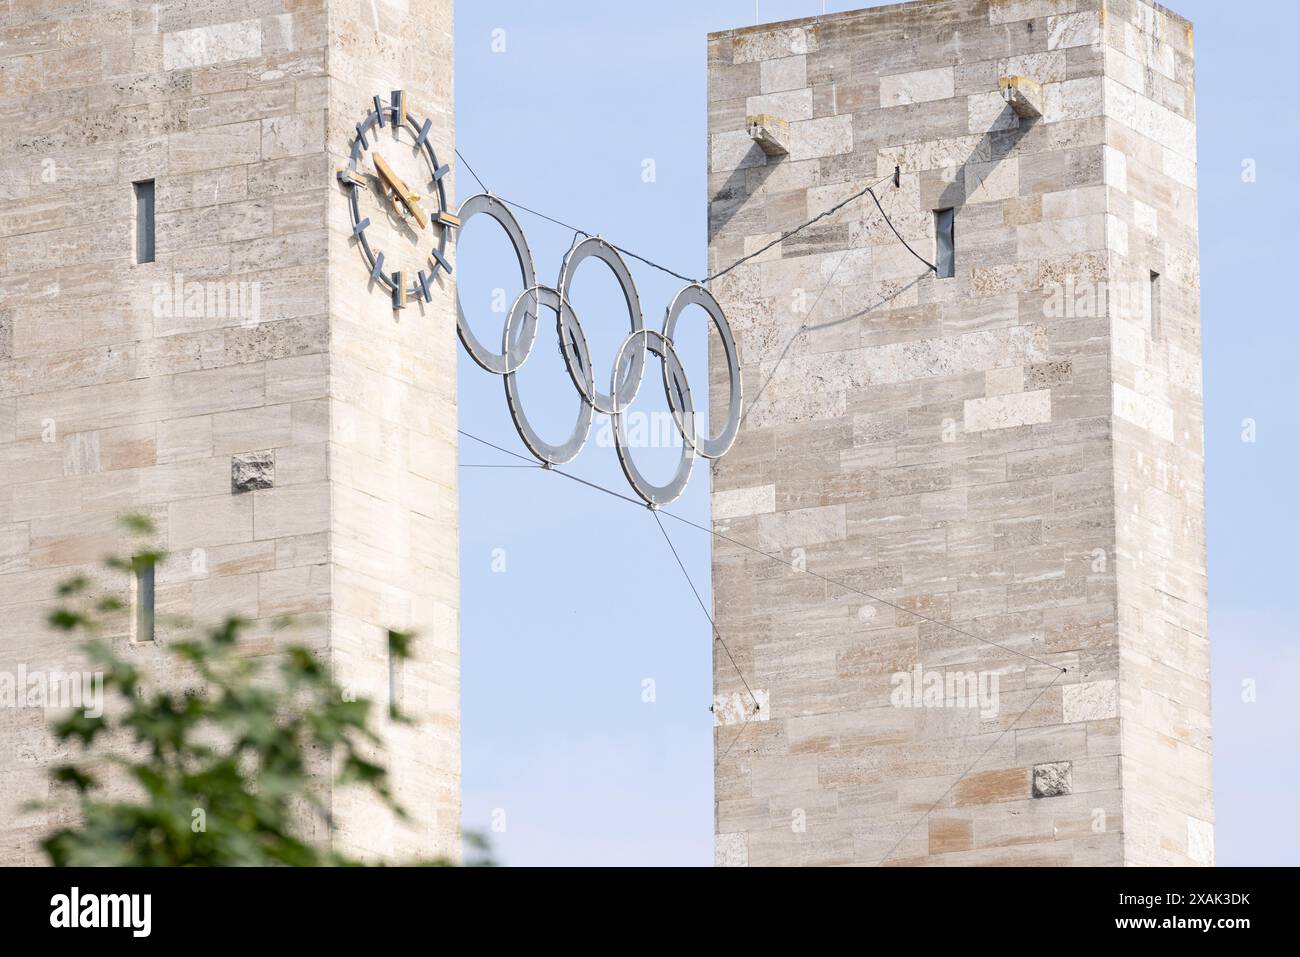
left=964, top=389, right=1052, bottom=432
left=1187, top=816, right=1214, bottom=866
left=1062, top=678, right=1118, bottom=722
left=747, top=89, right=812, bottom=123
left=0, top=0, right=459, bottom=866
left=715, top=831, right=749, bottom=867
left=713, top=484, right=776, bottom=520
left=162, top=21, right=263, bottom=72
left=231, top=450, right=275, bottom=493
left=732, top=26, right=817, bottom=64
left=1048, top=11, right=1101, bottom=51
left=711, top=128, right=766, bottom=172
left=881, top=67, right=955, bottom=107
left=787, top=114, right=853, bottom=161
left=708, top=0, right=1208, bottom=867
left=760, top=55, right=807, bottom=94
left=1032, top=761, right=1073, bottom=798
left=713, top=689, right=770, bottom=727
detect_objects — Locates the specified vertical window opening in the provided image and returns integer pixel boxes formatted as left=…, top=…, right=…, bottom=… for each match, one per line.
left=388, top=632, right=402, bottom=718
left=133, top=557, right=155, bottom=644
left=935, top=208, right=955, bottom=279
left=134, top=180, right=155, bottom=264
left=388, top=642, right=398, bottom=711
left=1148, top=271, right=1161, bottom=340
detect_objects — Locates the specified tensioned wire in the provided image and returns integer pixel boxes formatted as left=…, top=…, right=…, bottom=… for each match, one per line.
left=454, top=147, right=936, bottom=284
left=453, top=146, right=1065, bottom=864
left=458, top=426, right=1071, bottom=864
left=452, top=143, right=1064, bottom=704
left=457, top=429, right=1065, bottom=677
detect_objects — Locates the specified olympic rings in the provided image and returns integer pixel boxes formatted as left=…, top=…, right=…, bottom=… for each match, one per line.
left=454, top=192, right=743, bottom=507
left=455, top=195, right=537, bottom=374
left=557, top=237, right=646, bottom=415
left=611, top=329, right=696, bottom=508
left=664, top=283, right=742, bottom=460
left=503, top=286, right=592, bottom=465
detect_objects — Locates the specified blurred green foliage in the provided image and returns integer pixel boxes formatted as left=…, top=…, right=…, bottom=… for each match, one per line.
left=33, top=515, right=492, bottom=867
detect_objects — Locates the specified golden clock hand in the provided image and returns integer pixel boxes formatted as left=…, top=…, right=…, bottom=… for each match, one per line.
left=371, top=151, right=404, bottom=196
left=371, top=152, right=429, bottom=229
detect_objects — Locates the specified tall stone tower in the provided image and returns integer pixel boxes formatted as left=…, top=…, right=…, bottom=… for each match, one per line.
left=707, top=0, right=1209, bottom=865
left=0, top=1, right=459, bottom=862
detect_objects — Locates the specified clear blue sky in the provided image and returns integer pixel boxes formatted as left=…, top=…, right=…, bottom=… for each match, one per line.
left=453, top=0, right=1298, bottom=866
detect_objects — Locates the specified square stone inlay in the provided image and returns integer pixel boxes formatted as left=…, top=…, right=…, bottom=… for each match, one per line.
left=231, top=450, right=274, bottom=493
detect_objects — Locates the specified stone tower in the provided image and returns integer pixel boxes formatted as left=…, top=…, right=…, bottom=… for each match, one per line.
left=707, top=0, right=1209, bottom=865
left=0, top=0, right=459, bottom=862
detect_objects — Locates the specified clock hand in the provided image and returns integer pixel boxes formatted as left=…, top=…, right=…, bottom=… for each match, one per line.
left=373, top=152, right=427, bottom=229
left=372, top=152, right=407, bottom=199
left=371, top=151, right=429, bottom=229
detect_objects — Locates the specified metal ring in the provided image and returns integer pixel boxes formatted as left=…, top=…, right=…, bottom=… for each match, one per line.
left=455, top=194, right=538, bottom=374
left=610, top=329, right=695, bottom=508
left=503, top=285, right=593, bottom=465
left=446, top=193, right=743, bottom=505
left=497, top=285, right=548, bottom=374
left=556, top=237, right=646, bottom=415
left=662, top=283, right=743, bottom=460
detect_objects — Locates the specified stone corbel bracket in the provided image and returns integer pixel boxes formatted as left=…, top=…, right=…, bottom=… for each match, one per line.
left=998, top=75, right=1043, bottom=119
left=747, top=113, right=790, bottom=157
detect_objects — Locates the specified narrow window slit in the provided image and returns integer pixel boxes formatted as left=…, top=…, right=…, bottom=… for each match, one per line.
left=935, top=208, right=955, bottom=279
left=134, top=180, right=155, bottom=264
left=132, top=557, right=155, bottom=644
left=388, top=637, right=400, bottom=714
left=1148, top=270, right=1161, bottom=340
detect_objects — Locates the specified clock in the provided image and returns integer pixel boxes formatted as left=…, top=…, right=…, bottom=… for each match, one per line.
left=336, top=90, right=459, bottom=309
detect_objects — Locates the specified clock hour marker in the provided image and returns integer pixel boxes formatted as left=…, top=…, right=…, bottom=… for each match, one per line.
left=337, top=168, right=367, bottom=188
left=430, top=246, right=451, bottom=274
left=353, top=217, right=371, bottom=237
left=414, top=118, right=432, bottom=147
left=433, top=164, right=450, bottom=181
left=373, top=94, right=385, bottom=128
left=391, top=90, right=407, bottom=128
left=371, top=251, right=385, bottom=281
left=355, top=124, right=369, bottom=150
left=418, top=270, right=432, bottom=302
left=392, top=272, right=407, bottom=309
left=437, top=211, right=461, bottom=228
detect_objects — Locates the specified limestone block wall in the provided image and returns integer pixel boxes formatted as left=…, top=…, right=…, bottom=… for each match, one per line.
left=707, top=0, right=1207, bottom=866
left=1097, top=0, right=1211, bottom=867
left=0, top=0, right=458, bottom=863
left=324, top=0, right=459, bottom=862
